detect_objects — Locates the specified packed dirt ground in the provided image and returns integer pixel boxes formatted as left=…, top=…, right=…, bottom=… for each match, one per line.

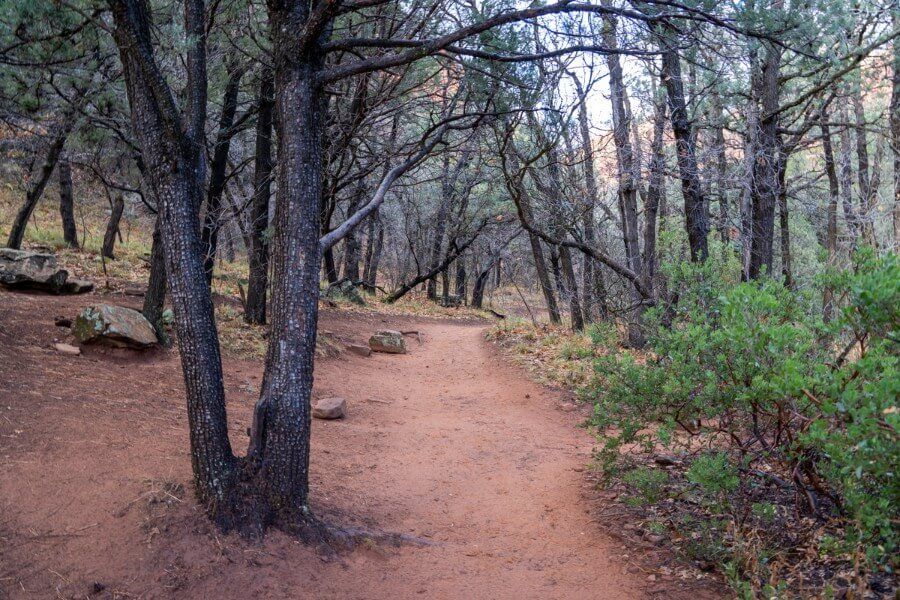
left=0, top=288, right=724, bottom=599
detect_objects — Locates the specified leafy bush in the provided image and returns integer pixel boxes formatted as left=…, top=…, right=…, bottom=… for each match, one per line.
left=586, top=250, right=899, bottom=591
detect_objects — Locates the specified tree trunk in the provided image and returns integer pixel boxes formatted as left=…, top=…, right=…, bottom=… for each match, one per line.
left=342, top=180, right=365, bottom=282
left=852, top=79, right=877, bottom=247
left=748, top=43, right=781, bottom=279
left=246, top=69, right=274, bottom=326
left=143, top=215, right=168, bottom=340
left=7, top=132, right=68, bottom=249
left=58, top=153, right=78, bottom=248
left=110, top=0, right=235, bottom=511
left=777, top=151, right=793, bottom=288
left=546, top=144, right=584, bottom=332
left=643, top=86, right=666, bottom=291
left=839, top=114, right=861, bottom=252
left=892, top=2, right=900, bottom=247
left=821, top=120, right=840, bottom=322
left=604, top=15, right=644, bottom=345
left=455, top=255, right=467, bottom=303
left=201, top=65, right=243, bottom=285
left=102, top=194, right=125, bottom=260
left=363, top=211, right=384, bottom=289
left=659, top=37, right=709, bottom=262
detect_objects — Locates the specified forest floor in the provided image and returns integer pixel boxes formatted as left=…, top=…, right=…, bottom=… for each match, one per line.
left=0, top=287, right=725, bottom=599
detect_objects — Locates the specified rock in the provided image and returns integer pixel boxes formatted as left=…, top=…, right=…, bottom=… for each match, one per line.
left=653, top=454, right=679, bottom=466
left=53, top=343, right=81, bottom=356
left=346, top=343, right=372, bottom=357
left=324, top=280, right=365, bottom=306
left=55, top=316, right=73, bottom=328
left=0, top=248, right=92, bottom=294
left=61, top=278, right=94, bottom=294
left=72, top=305, right=158, bottom=349
left=645, top=533, right=666, bottom=545
left=369, top=329, right=406, bottom=354
left=313, top=397, right=346, bottom=419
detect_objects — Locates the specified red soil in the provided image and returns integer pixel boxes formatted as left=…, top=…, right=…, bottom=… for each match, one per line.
left=0, top=289, right=722, bottom=599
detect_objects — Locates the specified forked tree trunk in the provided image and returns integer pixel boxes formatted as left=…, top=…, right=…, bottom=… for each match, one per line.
left=102, top=194, right=125, bottom=260
left=58, top=154, right=79, bottom=248
left=245, top=69, right=274, bottom=326
left=7, top=132, right=69, bottom=249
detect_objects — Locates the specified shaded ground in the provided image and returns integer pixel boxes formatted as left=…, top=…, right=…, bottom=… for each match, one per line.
left=0, top=289, right=722, bottom=599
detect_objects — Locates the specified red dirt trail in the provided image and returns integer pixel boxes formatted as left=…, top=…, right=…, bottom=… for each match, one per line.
left=0, top=290, right=719, bottom=599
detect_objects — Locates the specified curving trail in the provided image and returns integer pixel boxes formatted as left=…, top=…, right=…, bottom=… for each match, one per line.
left=0, top=291, right=716, bottom=599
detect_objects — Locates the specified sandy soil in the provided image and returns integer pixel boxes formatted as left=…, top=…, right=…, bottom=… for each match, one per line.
left=0, top=289, right=721, bottom=599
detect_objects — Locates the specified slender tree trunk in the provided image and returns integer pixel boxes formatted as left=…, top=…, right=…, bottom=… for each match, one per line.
left=342, top=181, right=365, bottom=282
left=777, top=151, right=793, bottom=288
left=58, top=153, right=78, bottom=248
left=455, top=255, right=467, bottom=303
left=7, top=132, right=68, bottom=249
left=201, top=65, right=243, bottom=285
left=852, top=79, right=877, bottom=247
left=839, top=114, right=861, bottom=252
left=821, top=120, right=840, bottom=322
left=659, top=36, right=709, bottom=262
left=102, top=194, right=125, bottom=260
left=711, top=89, right=729, bottom=244
left=245, top=69, right=274, bottom=326
left=427, top=154, right=453, bottom=300
left=547, top=145, right=584, bottom=331
left=363, top=212, right=384, bottom=289
left=892, top=3, right=900, bottom=247
left=604, top=15, right=643, bottom=345
left=143, top=215, right=168, bottom=340
left=643, top=86, right=666, bottom=291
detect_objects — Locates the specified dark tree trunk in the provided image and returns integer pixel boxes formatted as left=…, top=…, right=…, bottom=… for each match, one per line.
left=711, top=89, right=729, bottom=244
left=102, top=194, right=125, bottom=260
left=821, top=120, right=840, bottom=322
left=427, top=154, right=453, bottom=300
left=643, top=87, right=666, bottom=291
left=7, top=132, right=68, bottom=249
left=777, top=151, right=793, bottom=288
left=202, top=64, right=243, bottom=285
left=143, top=215, right=168, bottom=340
left=839, top=114, right=861, bottom=251
left=362, top=211, right=384, bottom=289
left=245, top=69, right=274, bottom=326
left=660, top=38, right=709, bottom=262
left=455, top=255, right=467, bottom=303
left=342, top=180, right=365, bottom=282
left=58, top=153, right=78, bottom=248
left=110, top=0, right=236, bottom=510
left=852, top=81, right=877, bottom=246
left=546, top=144, right=584, bottom=332
left=748, top=43, right=781, bottom=279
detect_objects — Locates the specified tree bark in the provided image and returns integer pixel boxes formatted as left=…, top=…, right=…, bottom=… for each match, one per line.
left=58, top=153, right=78, bottom=248
left=7, top=132, right=68, bottom=249
left=102, top=193, right=125, bottom=260
left=892, top=2, right=900, bottom=247
left=110, top=0, right=235, bottom=510
left=838, top=113, right=861, bottom=252
left=659, top=35, right=709, bottom=262
left=143, top=215, right=168, bottom=340
left=245, top=69, right=274, bottom=326
left=748, top=42, right=781, bottom=279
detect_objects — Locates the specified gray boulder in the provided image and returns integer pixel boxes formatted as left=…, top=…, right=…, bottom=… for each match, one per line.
left=369, top=329, right=406, bottom=354
left=324, top=279, right=366, bottom=306
left=0, top=248, right=92, bottom=294
left=72, top=304, right=158, bottom=349
left=313, top=397, right=346, bottom=419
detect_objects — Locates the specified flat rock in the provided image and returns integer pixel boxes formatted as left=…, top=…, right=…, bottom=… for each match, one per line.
left=0, top=248, right=93, bottom=294
left=313, top=397, right=346, bottom=420
left=369, top=330, right=406, bottom=354
left=53, top=343, right=81, bottom=356
left=72, top=304, right=158, bottom=349
left=346, top=343, right=372, bottom=357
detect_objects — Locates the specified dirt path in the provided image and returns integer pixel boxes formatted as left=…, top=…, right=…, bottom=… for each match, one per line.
left=0, top=291, right=712, bottom=599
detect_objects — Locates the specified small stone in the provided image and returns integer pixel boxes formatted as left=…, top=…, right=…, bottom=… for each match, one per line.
left=313, top=397, right=346, bottom=420
left=647, top=574, right=657, bottom=582
left=653, top=454, right=679, bottom=466
left=54, top=316, right=73, bottom=328
left=61, top=278, right=94, bottom=294
left=72, top=304, right=157, bottom=349
left=54, top=343, right=81, bottom=356
left=646, top=533, right=666, bottom=545
left=347, top=343, right=372, bottom=357
left=369, top=330, right=406, bottom=354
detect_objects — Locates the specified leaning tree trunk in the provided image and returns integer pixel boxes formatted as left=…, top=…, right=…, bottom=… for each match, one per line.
left=58, top=153, right=78, bottom=248
left=102, top=194, right=125, bottom=260
left=245, top=69, right=274, bottom=326
left=110, top=0, right=236, bottom=511
left=7, top=132, right=69, bottom=249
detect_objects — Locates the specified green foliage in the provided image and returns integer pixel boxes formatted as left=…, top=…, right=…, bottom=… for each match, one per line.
left=586, top=250, right=899, bottom=589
